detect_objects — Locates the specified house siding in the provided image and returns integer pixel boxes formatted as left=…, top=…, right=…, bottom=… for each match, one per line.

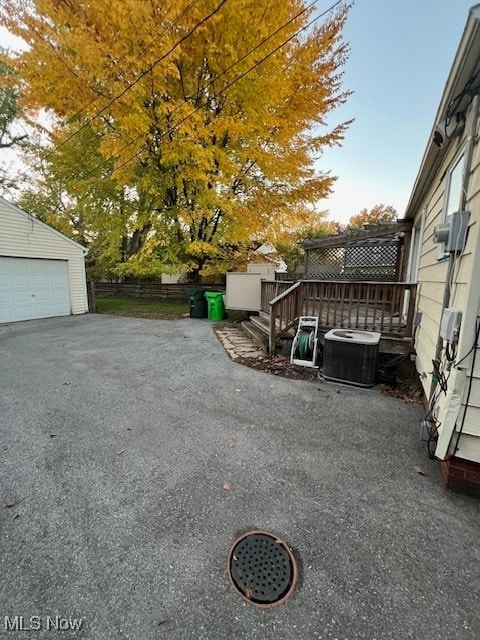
left=456, top=141, right=480, bottom=462
left=0, top=198, right=88, bottom=315
left=413, top=101, right=480, bottom=463
left=455, top=297, right=480, bottom=457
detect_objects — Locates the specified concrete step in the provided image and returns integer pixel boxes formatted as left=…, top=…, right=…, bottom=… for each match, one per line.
left=241, top=321, right=268, bottom=352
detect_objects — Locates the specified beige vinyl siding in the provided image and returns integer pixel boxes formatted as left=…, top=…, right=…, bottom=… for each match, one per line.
left=414, top=133, right=477, bottom=385
left=456, top=434, right=480, bottom=463
left=473, top=337, right=480, bottom=378
left=413, top=111, right=480, bottom=462
left=413, top=170, right=447, bottom=383
left=0, top=199, right=87, bottom=315
left=454, top=139, right=480, bottom=461
left=456, top=298, right=480, bottom=457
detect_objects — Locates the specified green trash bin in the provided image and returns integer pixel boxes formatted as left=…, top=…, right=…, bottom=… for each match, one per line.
left=185, top=286, right=208, bottom=318
left=205, top=291, right=226, bottom=321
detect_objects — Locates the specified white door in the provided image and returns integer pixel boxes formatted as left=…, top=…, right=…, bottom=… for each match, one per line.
left=0, top=257, right=71, bottom=323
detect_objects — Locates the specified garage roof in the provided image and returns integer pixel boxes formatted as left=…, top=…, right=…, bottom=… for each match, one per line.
left=0, top=196, right=88, bottom=255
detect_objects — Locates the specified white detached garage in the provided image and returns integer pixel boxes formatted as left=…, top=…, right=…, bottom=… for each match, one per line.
left=0, top=196, right=88, bottom=323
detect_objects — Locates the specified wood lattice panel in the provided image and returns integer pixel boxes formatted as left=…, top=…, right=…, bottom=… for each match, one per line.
left=306, top=243, right=399, bottom=280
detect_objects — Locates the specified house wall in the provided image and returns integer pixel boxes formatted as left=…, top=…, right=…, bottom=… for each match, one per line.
left=454, top=279, right=480, bottom=462
left=0, top=198, right=88, bottom=315
left=413, top=100, right=480, bottom=463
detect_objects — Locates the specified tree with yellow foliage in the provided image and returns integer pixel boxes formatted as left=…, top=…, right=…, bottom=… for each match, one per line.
left=348, top=204, right=397, bottom=229
left=1, top=0, right=352, bottom=280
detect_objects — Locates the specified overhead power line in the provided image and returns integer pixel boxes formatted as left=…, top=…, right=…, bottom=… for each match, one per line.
left=81, top=0, right=346, bottom=185
left=47, top=0, right=197, bottom=138
left=16, top=0, right=345, bottom=199
left=41, top=0, right=228, bottom=161
left=70, top=0, right=345, bottom=188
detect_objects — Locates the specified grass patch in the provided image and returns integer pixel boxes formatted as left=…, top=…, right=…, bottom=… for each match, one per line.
left=95, top=296, right=248, bottom=322
left=96, top=297, right=189, bottom=320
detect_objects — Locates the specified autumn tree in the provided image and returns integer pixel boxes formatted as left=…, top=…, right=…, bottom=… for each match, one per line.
left=348, top=204, right=397, bottom=229
left=274, top=211, right=340, bottom=272
left=0, top=56, right=26, bottom=149
left=17, top=123, right=165, bottom=279
left=1, top=0, right=352, bottom=280
left=0, top=53, right=28, bottom=189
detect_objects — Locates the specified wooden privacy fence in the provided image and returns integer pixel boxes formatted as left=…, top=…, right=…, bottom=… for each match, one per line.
left=86, top=280, right=96, bottom=312
left=94, top=282, right=225, bottom=300
left=262, top=279, right=417, bottom=354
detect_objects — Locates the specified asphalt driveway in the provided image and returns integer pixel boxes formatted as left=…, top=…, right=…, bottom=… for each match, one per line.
left=1, top=314, right=479, bottom=640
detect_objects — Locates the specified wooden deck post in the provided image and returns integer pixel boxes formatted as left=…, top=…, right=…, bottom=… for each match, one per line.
left=405, top=284, right=417, bottom=338
left=269, top=306, right=276, bottom=356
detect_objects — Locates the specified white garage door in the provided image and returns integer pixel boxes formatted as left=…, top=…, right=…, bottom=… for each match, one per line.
left=0, top=257, right=71, bottom=323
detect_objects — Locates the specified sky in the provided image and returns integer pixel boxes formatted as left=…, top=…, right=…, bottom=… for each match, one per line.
left=0, top=0, right=477, bottom=224
left=316, top=0, right=477, bottom=223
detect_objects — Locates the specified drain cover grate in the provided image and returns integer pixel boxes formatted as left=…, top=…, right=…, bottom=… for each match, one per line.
left=227, top=531, right=297, bottom=608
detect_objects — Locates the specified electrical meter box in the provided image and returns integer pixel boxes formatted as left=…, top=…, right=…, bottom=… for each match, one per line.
left=446, top=211, right=470, bottom=252
left=433, top=211, right=470, bottom=252
left=440, top=308, right=462, bottom=343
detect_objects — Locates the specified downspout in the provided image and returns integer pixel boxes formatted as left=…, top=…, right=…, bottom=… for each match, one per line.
left=430, top=92, right=480, bottom=401
left=434, top=91, right=480, bottom=459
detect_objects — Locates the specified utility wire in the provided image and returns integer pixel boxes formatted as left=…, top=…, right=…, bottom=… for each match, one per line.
left=40, top=0, right=228, bottom=162
left=75, top=0, right=346, bottom=190
left=39, top=0, right=196, bottom=150
left=60, top=0, right=335, bottom=186
left=112, top=1, right=197, bottom=83
left=455, top=317, right=480, bottom=368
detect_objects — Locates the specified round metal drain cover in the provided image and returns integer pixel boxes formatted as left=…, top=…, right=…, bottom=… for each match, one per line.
left=227, top=530, right=297, bottom=608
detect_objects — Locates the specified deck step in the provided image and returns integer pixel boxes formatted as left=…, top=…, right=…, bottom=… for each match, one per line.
left=258, top=310, right=270, bottom=323
left=241, top=320, right=268, bottom=352
left=250, top=314, right=270, bottom=334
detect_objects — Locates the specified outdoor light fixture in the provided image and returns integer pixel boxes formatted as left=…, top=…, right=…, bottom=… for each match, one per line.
left=433, top=112, right=466, bottom=148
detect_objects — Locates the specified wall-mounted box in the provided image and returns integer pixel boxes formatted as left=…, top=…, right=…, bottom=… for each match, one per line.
left=433, top=211, right=470, bottom=253
left=440, top=307, right=462, bottom=343
left=446, top=211, right=470, bottom=252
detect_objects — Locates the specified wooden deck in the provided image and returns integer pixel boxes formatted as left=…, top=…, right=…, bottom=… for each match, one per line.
left=261, top=279, right=417, bottom=354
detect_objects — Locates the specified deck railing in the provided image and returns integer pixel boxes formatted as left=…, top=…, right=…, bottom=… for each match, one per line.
left=263, top=279, right=417, bottom=354
left=260, top=280, right=294, bottom=311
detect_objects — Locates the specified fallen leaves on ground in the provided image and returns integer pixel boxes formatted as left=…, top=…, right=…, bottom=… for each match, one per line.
left=115, top=449, right=125, bottom=456
left=413, top=465, right=426, bottom=475
left=223, top=483, right=232, bottom=491
left=381, top=382, right=423, bottom=403
left=245, top=355, right=320, bottom=382
left=5, top=499, right=21, bottom=509
left=228, top=442, right=236, bottom=449
left=214, top=323, right=421, bottom=389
